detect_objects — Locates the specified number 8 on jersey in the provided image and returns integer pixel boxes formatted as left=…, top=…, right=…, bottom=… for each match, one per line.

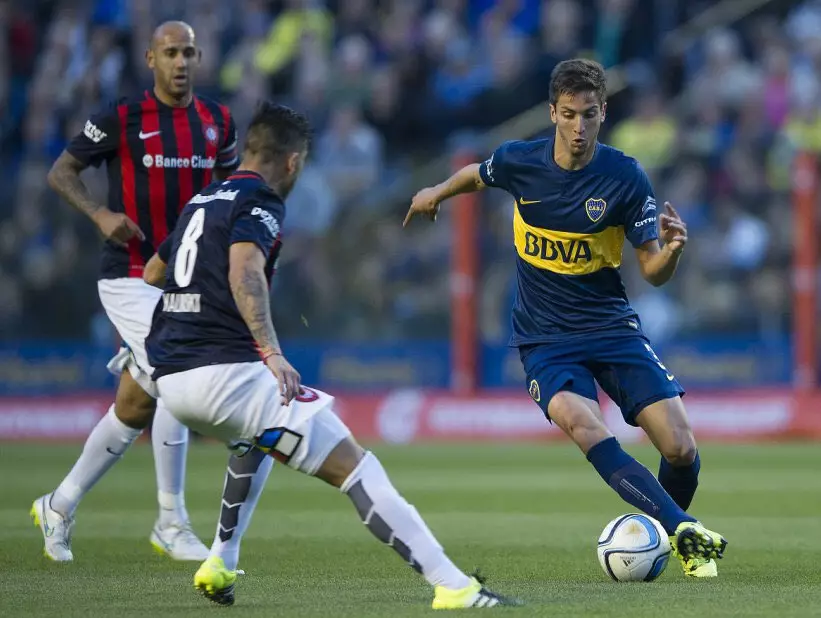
left=174, top=208, right=206, bottom=287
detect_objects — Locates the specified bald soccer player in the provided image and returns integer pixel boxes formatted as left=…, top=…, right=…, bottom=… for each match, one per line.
left=33, top=22, right=239, bottom=562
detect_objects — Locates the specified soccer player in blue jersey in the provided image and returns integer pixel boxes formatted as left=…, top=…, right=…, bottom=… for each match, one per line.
left=404, top=59, right=727, bottom=578
left=142, top=102, right=515, bottom=609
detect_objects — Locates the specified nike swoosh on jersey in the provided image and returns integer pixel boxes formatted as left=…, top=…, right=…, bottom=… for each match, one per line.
left=162, top=440, right=187, bottom=447
left=519, top=198, right=541, bottom=205
left=666, top=374, right=675, bottom=381
left=139, top=130, right=161, bottom=140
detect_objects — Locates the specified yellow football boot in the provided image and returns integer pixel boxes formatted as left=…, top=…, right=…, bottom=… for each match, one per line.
left=432, top=574, right=520, bottom=609
left=194, top=556, right=237, bottom=606
left=670, top=537, right=719, bottom=577
left=673, top=521, right=727, bottom=575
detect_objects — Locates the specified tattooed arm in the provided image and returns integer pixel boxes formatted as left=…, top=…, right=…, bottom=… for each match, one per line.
left=47, top=151, right=144, bottom=247
left=229, top=242, right=280, bottom=353
left=229, top=242, right=300, bottom=403
left=47, top=152, right=104, bottom=219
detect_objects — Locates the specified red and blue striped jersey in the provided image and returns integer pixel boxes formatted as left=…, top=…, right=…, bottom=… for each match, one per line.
left=66, top=90, right=238, bottom=279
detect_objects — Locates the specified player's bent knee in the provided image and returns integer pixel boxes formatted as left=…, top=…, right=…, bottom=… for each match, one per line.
left=314, top=436, right=366, bottom=488
left=548, top=391, right=612, bottom=453
left=661, top=431, right=697, bottom=467
left=638, top=397, right=698, bottom=466
left=114, top=372, right=157, bottom=430
left=547, top=391, right=585, bottom=420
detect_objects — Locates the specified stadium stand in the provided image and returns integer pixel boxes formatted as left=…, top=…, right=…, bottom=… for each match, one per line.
left=0, top=0, right=800, bottom=350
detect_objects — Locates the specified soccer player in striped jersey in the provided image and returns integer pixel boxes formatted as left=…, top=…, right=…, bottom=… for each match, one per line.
left=32, top=21, right=238, bottom=562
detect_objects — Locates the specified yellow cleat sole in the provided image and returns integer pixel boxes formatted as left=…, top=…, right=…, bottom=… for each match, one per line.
left=194, top=580, right=235, bottom=606
left=675, top=525, right=727, bottom=561
left=151, top=540, right=168, bottom=556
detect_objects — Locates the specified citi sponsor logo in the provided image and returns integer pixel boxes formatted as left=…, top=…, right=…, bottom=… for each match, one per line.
left=634, top=216, right=656, bottom=228
left=143, top=154, right=215, bottom=169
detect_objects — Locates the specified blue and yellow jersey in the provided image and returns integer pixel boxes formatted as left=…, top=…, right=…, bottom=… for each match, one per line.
left=478, top=135, right=658, bottom=346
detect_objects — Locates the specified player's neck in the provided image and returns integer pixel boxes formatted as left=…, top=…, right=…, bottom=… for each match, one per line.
left=153, top=86, right=193, bottom=108
left=237, top=161, right=282, bottom=195
left=553, top=140, right=596, bottom=171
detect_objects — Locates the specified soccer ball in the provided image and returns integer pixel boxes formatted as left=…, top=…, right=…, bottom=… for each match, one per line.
left=597, top=513, right=671, bottom=582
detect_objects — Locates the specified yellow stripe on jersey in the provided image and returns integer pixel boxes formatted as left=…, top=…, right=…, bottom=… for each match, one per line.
left=513, top=205, right=624, bottom=275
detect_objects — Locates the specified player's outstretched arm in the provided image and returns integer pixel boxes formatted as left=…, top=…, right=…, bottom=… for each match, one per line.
left=403, top=163, right=486, bottom=227
left=143, top=253, right=167, bottom=288
left=634, top=202, right=687, bottom=287
left=228, top=242, right=301, bottom=404
left=47, top=151, right=145, bottom=248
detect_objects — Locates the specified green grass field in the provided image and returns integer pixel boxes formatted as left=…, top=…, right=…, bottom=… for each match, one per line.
left=2, top=442, right=820, bottom=617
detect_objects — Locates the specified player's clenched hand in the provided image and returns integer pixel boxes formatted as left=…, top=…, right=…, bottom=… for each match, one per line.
left=403, top=187, right=441, bottom=227
left=658, top=202, right=687, bottom=254
left=92, top=208, right=145, bottom=248
left=266, top=353, right=301, bottom=406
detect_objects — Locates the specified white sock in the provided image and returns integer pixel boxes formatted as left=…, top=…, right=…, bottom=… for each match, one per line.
left=210, top=448, right=274, bottom=570
left=152, top=400, right=191, bottom=527
left=51, top=405, right=142, bottom=517
left=341, top=451, right=471, bottom=590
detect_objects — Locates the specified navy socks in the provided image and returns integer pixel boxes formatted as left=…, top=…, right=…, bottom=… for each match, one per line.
left=658, top=451, right=700, bottom=511
left=586, top=437, right=696, bottom=535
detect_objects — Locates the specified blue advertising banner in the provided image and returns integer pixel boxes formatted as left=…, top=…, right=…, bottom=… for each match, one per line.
left=285, top=341, right=451, bottom=389
left=0, top=344, right=117, bottom=395
left=0, top=336, right=791, bottom=395
left=0, top=341, right=451, bottom=395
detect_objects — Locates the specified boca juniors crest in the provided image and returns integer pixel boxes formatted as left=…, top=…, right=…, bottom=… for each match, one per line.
left=528, top=379, right=541, bottom=403
left=585, top=197, right=607, bottom=222
left=203, top=125, right=219, bottom=146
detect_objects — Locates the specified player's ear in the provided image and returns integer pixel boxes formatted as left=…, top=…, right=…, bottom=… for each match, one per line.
left=549, top=103, right=557, bottom=124
left=285, top=152, right=300, bottom=175
left=145, top=48, right=155, bottom=70
left=601, top=101, right=607, bottom=123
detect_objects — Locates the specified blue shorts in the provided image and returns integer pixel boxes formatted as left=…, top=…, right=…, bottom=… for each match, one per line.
left=519, top=330, right=685, bottom=427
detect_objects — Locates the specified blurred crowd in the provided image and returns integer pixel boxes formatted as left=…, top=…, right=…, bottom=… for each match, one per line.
left=0, top=0, right=808, bottom=345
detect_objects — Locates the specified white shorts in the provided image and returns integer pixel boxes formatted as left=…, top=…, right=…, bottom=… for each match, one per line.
left=98, top=278, right=161, bottom=398
left=156, top=362, right=351, bottom=475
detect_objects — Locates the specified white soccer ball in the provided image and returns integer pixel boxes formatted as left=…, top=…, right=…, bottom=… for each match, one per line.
left=597, top=513, right=671, bottom=582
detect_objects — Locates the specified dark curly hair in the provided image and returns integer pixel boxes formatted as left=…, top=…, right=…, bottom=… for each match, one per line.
left=244, top=101, right=313, bottom=164
left=549, top=59, right=607, bottom=106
